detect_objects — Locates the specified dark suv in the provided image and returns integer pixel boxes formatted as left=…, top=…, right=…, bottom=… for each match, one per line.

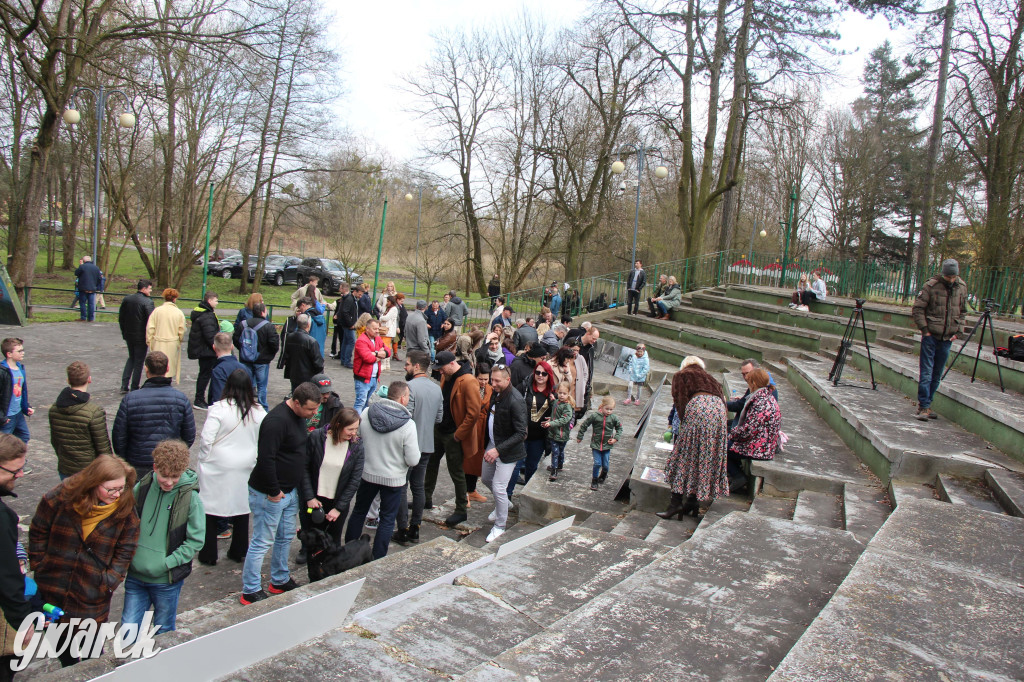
left=293, top=258, right=363, bottom=294
left=249, top=255, right=300, bottom=286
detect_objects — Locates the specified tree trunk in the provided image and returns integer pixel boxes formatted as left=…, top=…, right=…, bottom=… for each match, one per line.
left=918, top=0, right=955, bottom=275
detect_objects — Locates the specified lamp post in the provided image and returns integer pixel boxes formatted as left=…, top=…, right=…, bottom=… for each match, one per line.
left=372, top=198, right=388, bottom=301
left=62, top=86, right=136, bottom=264
left=778, top=186, right=798, bottom=288
left=405, top=187, right=423, bottom=297
left=610, top=146, right=668, bottom=268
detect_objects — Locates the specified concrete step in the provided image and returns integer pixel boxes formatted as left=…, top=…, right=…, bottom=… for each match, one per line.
left=666, top=303, right=832, bottom=353
left=936, top=473, right=1007, bottom=515
left=644, top=516, right=699, bottom=546
left=235, top=527, right=667, bottom=679
left=460, top=521, right=542, bottom=551
left=841, top=483, right=892, bottom=542
left=875, top=335, right=917, bottom=354
left=174, top=536, right=489, bottom=640
left=577, top=510, right=624, bottom=532
left=725, top=284, right=920, bottom=330
left=610, top=509, right=662, bottom=540
left=690, top=290, right=905, bottom=342
left=695, top=496, right=752, bottom=534
left=841, top=343, right=1024, bottom=461
left=792, top=490, right=844, bottom=529
left=787, top=356, right=1023, bottom=484
left=888, top=480, right=938, bottom=507
left=618, top=313, right=797, bottom=363
left=770, top=498, right=1024, bottom=681
left=467, top=512, right=864, bottom=680
left=455, top=526, right=667, bottom=627
left=601, top=318, right=738, bottom=372
left=984, top=469, right=1024, bottom=517
left=748, top=494, right=797, bottom=520
left=628, top=382, right=675, bottom=514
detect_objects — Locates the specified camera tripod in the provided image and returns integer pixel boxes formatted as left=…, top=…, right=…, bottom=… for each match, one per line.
left=941, top=303, right=1005, bottom=392
left=829, top=299, right=877, bottom=389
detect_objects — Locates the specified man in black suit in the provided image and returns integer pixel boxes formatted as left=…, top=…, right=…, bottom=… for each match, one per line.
left=284, top=314, right=325, bottom=392
left=118, top=279, right=154, bottom=393
left=626, top=260, right=646, bottom=315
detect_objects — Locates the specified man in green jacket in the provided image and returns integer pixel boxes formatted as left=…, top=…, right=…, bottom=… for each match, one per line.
left=48, top=361, right=112, bottom=479
left=911, top=259, right=968, bottom=421
left=122, top=439, right=204, bottom=640
left=650, top=276, right=682, bottom=319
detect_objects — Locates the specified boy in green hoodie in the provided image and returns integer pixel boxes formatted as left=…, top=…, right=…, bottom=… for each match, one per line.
left=576, top=395, right=623, bottom=491
left=122, top=439, right=204, bottom=639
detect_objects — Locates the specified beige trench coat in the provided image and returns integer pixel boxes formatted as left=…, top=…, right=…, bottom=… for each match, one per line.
left=146, top=301, right=186, bottom=384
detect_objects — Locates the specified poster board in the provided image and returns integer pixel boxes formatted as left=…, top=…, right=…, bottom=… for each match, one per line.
left=0, top=265, right=25, bottom=326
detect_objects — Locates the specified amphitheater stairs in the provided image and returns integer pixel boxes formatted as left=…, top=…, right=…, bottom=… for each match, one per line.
left=38, top=284, right=1024, bottom=682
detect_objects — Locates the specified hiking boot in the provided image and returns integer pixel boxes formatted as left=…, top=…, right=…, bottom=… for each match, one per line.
left=392, top=527, right=410, bottom=546
left=916, top=407, right=931, bottom=421
left=407, top=524, right=420, bottom=543
left=591, top=477, right=599, bottom=491
left=598, top=467, right=608, bottom=483
left=268, top=578, right=299, bottom=594
left=928, top=410, right=938, bottom=420
left=240, top=590, right=268, bottom=605
left=444, top=512, right=468, bottom=528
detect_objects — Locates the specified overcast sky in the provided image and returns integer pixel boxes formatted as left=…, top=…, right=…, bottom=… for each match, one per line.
left=326, top=1, right=900, bottom=163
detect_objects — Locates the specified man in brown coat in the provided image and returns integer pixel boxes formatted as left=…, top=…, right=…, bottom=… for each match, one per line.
left=48, top=361, right=112, bottom=479
left=911, top=259, right=968, bottom=421
left=424, top=351, right=481, bottom=528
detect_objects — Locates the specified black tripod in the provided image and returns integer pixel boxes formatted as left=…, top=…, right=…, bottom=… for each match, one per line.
left=829, top=299, right=877, bottom=389
left=941, top=300, right=1005, bottom=392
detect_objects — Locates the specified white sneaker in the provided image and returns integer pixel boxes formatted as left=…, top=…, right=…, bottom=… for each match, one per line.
left=487, top=509, right=497, bottom=522
left=485, top=526, right=505, bottom=543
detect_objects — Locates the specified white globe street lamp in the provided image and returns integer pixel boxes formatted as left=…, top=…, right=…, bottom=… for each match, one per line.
left=611, top=147, right=667, bottom=268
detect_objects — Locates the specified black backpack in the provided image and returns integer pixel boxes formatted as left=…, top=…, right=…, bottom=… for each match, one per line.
left=1009, top=334, right=1024, bottom=361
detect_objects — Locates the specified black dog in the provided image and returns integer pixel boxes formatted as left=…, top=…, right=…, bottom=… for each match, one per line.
left=297, top=529, right=373, bottom=583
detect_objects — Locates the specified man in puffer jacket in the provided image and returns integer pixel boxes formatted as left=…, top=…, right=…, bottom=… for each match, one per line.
left=112, top=351, right=196, bottom=480
left=122, top=440, right=204, bottom=639
left=344, top=381, right=419, bottom=559
left=48, top=361, right=112, bottom=479
left=911, top=259, right=968, bottom=421
left=187, top=291, right=220, bottom=409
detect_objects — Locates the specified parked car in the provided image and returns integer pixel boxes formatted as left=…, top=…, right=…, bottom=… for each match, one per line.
left=250, top=254, right=300, bottom=286
left=208, top=254, right=258, bottom=279
left=39, top=220, right=63, bottom=236
left=291, top=257, right=363, bottom=294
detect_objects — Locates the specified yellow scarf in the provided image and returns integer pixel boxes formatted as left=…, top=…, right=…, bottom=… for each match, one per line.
left=82, top=503, right=117, bottom=540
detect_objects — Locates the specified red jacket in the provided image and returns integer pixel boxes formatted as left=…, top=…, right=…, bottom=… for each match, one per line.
left=353, top=331, right=390, bottom=383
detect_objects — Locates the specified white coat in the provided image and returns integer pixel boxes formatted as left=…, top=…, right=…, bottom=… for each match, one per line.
left=197, top=398, right=266, bottom=516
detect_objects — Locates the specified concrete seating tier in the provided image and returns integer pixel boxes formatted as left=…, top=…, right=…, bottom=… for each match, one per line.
left=903, top=332, right=1024, bottom=393
left=665, top=303, right=836, bottom=352
left=463, top=512, right=864, bottom=681
left=689, top=291, right=906, bottom=342
left=617, top=314, right=797, bottom=362
left=600, top=319, right=739, bottom=371
left=840, top=343, right=1024, bottom=461
left=769, top=498, right=1024, bottom=681
left=787, top=356, right=1023, bottom=484
left=726, top=284, right=920, bottom=329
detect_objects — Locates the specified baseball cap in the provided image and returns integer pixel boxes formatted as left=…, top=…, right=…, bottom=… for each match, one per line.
left=432, top=350, right=457, bottom=369
left=311, top=374, right=332, bottom=393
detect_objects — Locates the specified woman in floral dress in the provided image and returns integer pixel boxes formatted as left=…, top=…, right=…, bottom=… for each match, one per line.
left=658, top=357, right=728, bottom=519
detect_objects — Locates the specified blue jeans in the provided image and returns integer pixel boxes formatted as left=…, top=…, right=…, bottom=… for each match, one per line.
left=340, top=328, right=356, bottom=367
left=345, top=481, right=402, bottom=560
left=243, top=362, right=270, bottom=409
left=79, top=292, right=96, bottom=321
left=1, top=413, right=29, bottom=443
left=121, top=575, right=184, bottom=641
left=242, top=486, right=298, bottom=593
left=655, top=301, right=668, bottom=316
left=592, top=449, right=610, bottom=479
left=353, top=377, right=377, bottom=413
left=918, top=335, right=953, bottom=409
left=550, top=441, right=567, bottom=470
left=507, top=439, right=546, bottom=497
left=428, top=335, right=439, bottom=361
